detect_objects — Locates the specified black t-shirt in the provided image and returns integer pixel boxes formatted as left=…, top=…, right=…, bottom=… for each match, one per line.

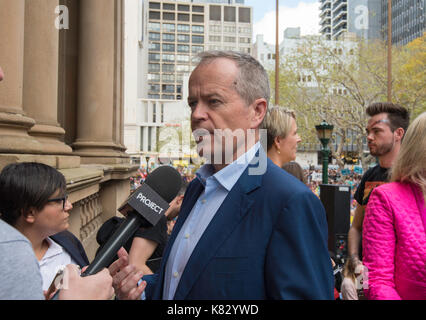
left=134, top=215, right=167, bottom=264
left=354, top=165, right=389, bottom=206
left=353, top=164, right=389, bottom=260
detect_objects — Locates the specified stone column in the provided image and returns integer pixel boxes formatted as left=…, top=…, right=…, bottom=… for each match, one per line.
left=114, top=0, right=127, bottom=152
left=23, top=0, right=73, bottom=155
left=73, top=0, right=127, bottom=164
left=0, top=0, right=44, bottom=154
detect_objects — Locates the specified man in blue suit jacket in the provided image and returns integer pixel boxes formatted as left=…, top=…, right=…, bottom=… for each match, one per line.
left=113, top=51, right=333, bottom=300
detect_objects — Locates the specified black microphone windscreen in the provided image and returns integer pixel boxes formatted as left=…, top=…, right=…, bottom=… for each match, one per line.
left=144, top=166, right=182, bottom=203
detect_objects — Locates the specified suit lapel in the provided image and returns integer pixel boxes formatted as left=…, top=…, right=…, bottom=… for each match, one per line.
left=173, top=167, right=262, bottom=299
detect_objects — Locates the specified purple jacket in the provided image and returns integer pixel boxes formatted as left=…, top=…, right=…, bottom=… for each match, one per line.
left=363, top=182, right=426, bottom=300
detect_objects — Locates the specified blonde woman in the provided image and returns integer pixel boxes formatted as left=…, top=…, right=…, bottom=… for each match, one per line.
left=261, top=106, right=302, bottom=167
left=362, top=112, right=426, bottom=300
left=340, top=260, right=363, bottom=300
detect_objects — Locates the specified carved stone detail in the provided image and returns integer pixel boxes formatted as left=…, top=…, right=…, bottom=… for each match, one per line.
left=78, top=193, right=103, bottom=241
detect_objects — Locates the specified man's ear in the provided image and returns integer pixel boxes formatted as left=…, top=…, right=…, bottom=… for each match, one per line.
left=250, top=98, right=268, bottom=129
left=394, top=127, right=405, bottom=142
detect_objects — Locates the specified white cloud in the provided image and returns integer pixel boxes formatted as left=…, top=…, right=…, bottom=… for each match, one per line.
left=253, top=2, right=320, bottom=44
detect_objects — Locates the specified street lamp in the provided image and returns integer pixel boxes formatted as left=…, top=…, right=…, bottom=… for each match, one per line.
left=275, top=0, right=280, bottom=105
left=315, top=120, right=334, bottom=184
left=145, top=155, right=150, bottom=172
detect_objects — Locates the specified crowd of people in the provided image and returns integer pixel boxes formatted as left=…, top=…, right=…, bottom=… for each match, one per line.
left=0, top=51, right=424, bottom=301
left=132, top=159, right=364, bottom=226
left=131, top=166, right=196, bottom=192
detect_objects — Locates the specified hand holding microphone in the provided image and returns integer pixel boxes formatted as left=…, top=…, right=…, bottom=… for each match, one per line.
left=108, top=247, right=147, bottom=300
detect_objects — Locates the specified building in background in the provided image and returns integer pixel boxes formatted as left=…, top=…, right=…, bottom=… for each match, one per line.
left=347, top=0, right=382, bottom=40
left=319, top=0, right=382, bottom=40
left=320, top=0, right=425, bottom=45
left=381, top=0, right=425, bottom=46
left=319, top=0, right=333, bottom=39
left=252, top=34, right=276, bottom=71
left=205, top=2, right=252, bottom=53
left=145, top=0, right=252, bottom=100
left=319, top=0, right=350, bottom=40
left=146, top=0, right=204, bottom=100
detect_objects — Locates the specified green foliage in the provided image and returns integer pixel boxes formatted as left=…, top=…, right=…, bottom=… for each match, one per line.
left=270, top=34, right=425, bottom=168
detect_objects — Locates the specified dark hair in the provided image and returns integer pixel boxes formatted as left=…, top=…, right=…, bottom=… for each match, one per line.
left=0, top=162, right=66, bottom=226
left=366, top=102, right=409, bottom=133
left=282, top=161, right=306, bottom=184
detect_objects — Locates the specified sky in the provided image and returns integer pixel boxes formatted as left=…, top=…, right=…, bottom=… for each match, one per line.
left=245, top=0, right=320, bottom=44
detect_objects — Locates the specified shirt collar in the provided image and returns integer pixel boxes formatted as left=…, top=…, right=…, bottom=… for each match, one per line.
left=196, top=142, right=260, bottom=191
left=41, top=237, right=64, bottom=261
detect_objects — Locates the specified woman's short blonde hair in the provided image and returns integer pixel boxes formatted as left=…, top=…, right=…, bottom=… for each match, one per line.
left=391, top=112, right=426, bottom=199
left=261, top=106, right=296, bottom=150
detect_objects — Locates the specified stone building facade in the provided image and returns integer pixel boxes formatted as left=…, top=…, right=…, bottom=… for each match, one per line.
left=0, top=0, right=137, bottom=260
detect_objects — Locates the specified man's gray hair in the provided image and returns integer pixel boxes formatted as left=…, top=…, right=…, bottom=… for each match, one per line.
left=197, top=51, right=270, bottom=107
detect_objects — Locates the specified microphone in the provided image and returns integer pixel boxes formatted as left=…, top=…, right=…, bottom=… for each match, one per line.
left=82, top=165, right=182, bottom=276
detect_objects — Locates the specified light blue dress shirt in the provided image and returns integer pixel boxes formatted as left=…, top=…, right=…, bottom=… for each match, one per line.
left=162, top=142, right=260, bottom=299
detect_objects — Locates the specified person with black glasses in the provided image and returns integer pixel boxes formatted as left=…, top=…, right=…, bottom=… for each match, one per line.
left=0, top=162, right=89, bottom=297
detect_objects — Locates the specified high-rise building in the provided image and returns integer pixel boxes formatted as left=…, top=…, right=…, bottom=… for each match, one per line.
left=347, top=0, right=382, bottom=40
left=319, top=0, right=333, bottom=39
left=382, top=0, right=425, bottom=46
left=319, top=0, right=348, bottom=40
left=320, top=0, right=425, bottom=45
left=319, top=0, right=382, bottom=40
left=145, top=0, right=252, bottom=100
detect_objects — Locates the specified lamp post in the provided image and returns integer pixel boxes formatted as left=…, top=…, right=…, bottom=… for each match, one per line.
left=275, top=0, right=280, bottom=105
left=145, top=155, right=150, bottom=172
left=315, top=120, right=334, bottom=184
left=387, top=0, right=392, bottom=102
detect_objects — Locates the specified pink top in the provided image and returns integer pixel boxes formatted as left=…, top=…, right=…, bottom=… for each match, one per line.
left=363, top=182, right=426, bottom=300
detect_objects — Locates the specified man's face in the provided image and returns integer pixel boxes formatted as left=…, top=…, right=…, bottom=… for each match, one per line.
left=366, top=113, right=396, bottom=157
left=188, top=58, right=260, bottom=163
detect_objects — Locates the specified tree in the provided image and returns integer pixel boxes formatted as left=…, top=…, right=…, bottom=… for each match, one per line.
left=393, top=32, right=426, bottom=120
left=271, top=34, right=425, bottom=171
